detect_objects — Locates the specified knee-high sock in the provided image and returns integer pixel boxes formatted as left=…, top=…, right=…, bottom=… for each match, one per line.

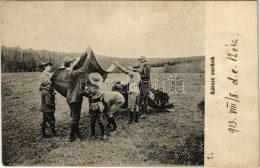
left=91, top=120, right=96, bottom=136
left=108, top=117, right=117, bottom=129
left=98, top=122, right=105, bottom=137
left=70, top=123, right=77, bottom=139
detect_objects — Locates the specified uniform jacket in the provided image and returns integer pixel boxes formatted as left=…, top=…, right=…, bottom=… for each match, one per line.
left=140, top=64, right=151, bottom=82
left=63, top=59, right=90, bottom=104
left=41, top=88, right=56, bottom=112
left=39, top=70, right=55, bottom=112
left=90, top=91, right=125, bottom=109
left=103, top=91, right=125, bottom=109
left=39, top=70, right=52, bottom=89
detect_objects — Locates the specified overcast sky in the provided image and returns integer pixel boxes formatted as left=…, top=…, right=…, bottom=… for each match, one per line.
left=1, top=1, right=205, bottom=58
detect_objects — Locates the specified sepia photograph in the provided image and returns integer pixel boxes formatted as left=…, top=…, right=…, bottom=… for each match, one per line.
left=0, top=1, right=206, bottom=166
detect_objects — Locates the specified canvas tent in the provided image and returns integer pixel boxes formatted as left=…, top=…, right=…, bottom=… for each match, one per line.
left=50, top=47, right=115, bottom=97
left=50, top=46, right=174, bottom=112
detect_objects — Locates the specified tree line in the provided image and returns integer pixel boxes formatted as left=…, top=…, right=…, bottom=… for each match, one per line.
left=1, top=45, right=205, bottom=73
left=1, top=46, right=79, bottom=72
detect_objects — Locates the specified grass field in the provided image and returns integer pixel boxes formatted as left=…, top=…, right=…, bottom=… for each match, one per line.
left=1, top=72, right=204, bottom=166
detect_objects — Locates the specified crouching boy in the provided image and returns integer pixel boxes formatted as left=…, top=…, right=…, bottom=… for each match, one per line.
left=39, top=61, right=57, bottom=138
left=152, top=88, right=170, bottom=108
left=103, top=91, right=125, bottom=134
left=87, top=73, right=125, bottom=135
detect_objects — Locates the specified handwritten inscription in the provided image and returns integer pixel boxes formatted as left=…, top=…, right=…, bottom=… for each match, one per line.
left=224, top=34, right=239, bottom=134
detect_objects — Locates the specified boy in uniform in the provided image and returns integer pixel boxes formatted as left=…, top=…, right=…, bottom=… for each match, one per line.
left=39, top=61, right=57, bottom=138
left=113, top=61, right=141, bottom=124
left=87, top=72, right=125, bottom=135
left=88, top=84, right=106, bottom=140
left=63, top=56, right=90, bottom=142
left=152, top=88, right=170, bottom=108
left=103, top=90, right=125, bottom=134
left=138, top=56, right=151, bottom=118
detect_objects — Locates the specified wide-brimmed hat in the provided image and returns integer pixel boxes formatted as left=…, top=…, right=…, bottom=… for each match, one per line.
left=39, top=60, right=53, bottom=68
left=138, top=56, right=147, bottom=62
left=63, top=56, right=76, bottom=64
left=113, top=80, right=123, bottom=85
left=88, top=72, right=104, bottom=85
left=128, top=63, right=141, bottom=71
left=156, top=88, right=164, bottom=93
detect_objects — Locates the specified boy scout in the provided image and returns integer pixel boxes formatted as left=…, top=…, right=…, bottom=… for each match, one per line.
left=39, top=61, right=57, bottom=138
left=88, top=83, right=106, bottom=140
left=113, top=61, right=141, bottom=123
left=151, top=88, right=170, bottom=108
left=138, top=56, right=151, bottom=118
left=87, top=73, right=125, bottom=135
left=103, top=91, right=125, bottom=134
left=63, top=56, right=90, bottom=142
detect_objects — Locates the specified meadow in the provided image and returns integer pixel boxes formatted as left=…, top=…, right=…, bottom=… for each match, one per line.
left=1, top=72, right=204, bottom=166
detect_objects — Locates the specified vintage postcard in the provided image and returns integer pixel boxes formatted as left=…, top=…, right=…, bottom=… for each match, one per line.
left=0, top=1, right=259, bottom=167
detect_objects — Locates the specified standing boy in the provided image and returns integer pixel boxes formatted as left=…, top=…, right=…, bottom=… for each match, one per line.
left=138, top=56, right=151, bottom=118
left=113, top=61, right=141, bottom=123
left=88, top=84, right=106, bottom=140
left=63, top=56, right=90, bottom=142
left=39, top=61, right=57, bottom=138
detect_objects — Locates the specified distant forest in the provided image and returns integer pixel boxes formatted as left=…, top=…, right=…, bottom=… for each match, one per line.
left=1, top=46, right=205, bottom=73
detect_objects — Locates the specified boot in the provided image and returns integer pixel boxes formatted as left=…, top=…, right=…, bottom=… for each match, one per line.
left=134, top=112, right=139, bottom=123
left=91, top=121, right=96, bottom=138
left=68, top=124, right=76, bottom=142
left=51, top=128, right=57, bottom=137
left=50, top=122, right=57, bottom=137
left=109, top=117, right=119, bottom=135
left=101, top=135, right=106, bottom=141
left=109, top=117, right=117, bottom=130
left=129, top=112, right=134, bottom=124
left=98, top=122, right=105, bottom=140
left=144, top=103, right=148, bottom=115
left=140, top=105, right=147, bottom=118
left=75, top=124, right=83, bottom=141
left=41, top=125, right=48, bottom=138
left=106, top=122, right=112, bottom=130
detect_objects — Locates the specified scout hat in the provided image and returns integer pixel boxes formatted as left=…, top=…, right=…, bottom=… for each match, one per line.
left=128, top=63, right=141, bottom=72
left=63, top=56, right=76, bottom=64
left=138, top=56, right=147, bottom=63
left=88, top=72, right=104, bottom=85
left=156, top=88, right=164, bottom=93
left=39, top=60, right=53, bottom=68
left=113, top=80, right=123, bottom=85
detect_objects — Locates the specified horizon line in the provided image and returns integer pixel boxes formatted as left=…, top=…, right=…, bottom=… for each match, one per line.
left=1, top=45, right=205, bottom=59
